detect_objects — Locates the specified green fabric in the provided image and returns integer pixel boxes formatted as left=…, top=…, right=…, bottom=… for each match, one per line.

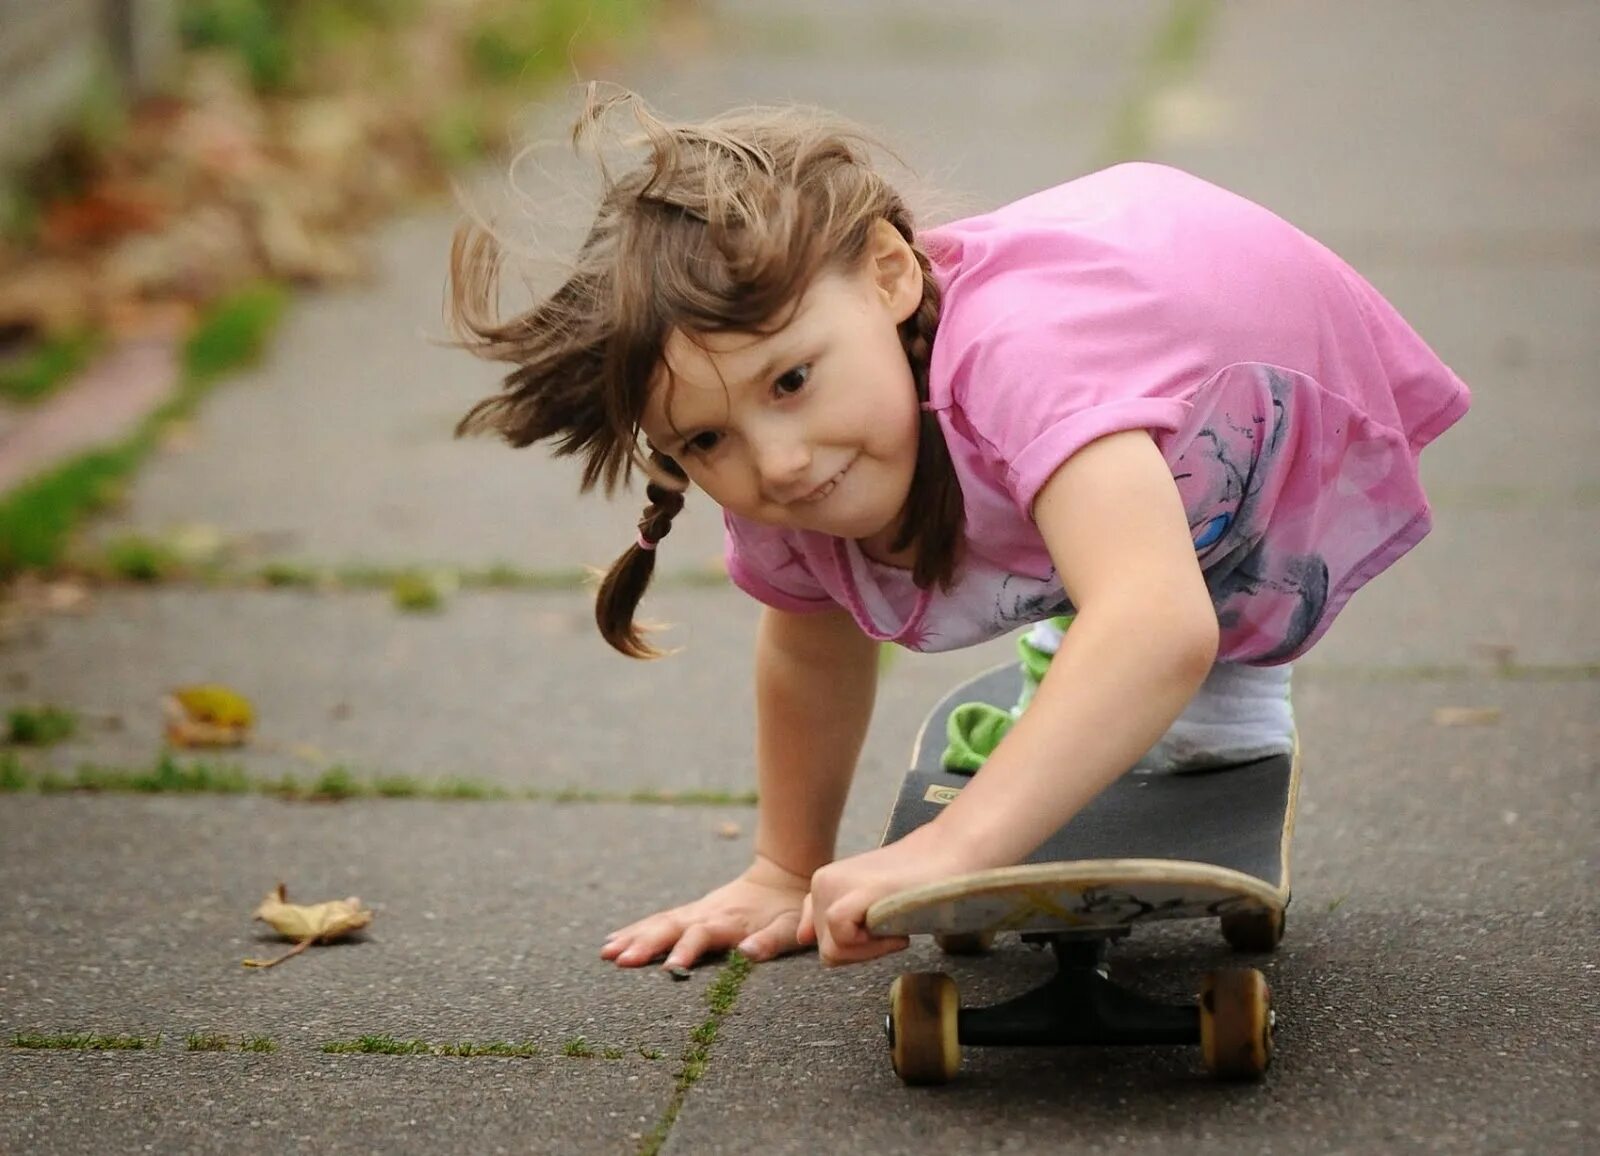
left=942, top=702, right=1015, bottom=773
left=939, top=615, right=1074, bottom=773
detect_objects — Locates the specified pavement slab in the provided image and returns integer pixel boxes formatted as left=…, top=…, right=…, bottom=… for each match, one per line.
left=0, top=795, right=755, bottom=1046
left=2, top=1055, right=673, bottom=1155
left=0, top=585, right=1011, bottom=796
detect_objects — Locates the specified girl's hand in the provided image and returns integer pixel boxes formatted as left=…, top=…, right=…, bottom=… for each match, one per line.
left=601, top=855, right=811, bottom=971
left=799, top=825, right=980, bottom=968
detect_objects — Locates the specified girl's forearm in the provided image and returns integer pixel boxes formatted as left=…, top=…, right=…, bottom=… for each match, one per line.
left=935, top=603, right=1218, bottom=871
left=752, top=608, right=880, bottom=879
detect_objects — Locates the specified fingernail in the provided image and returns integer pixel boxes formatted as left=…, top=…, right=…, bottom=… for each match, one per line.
left=667, top=965, right=692, bottom=981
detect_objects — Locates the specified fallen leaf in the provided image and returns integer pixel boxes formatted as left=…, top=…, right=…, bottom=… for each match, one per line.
left=1432, top=706, right=1503, bottom=727
left=243, top=882, right=374, bottom=969
left=163, top=684, right=254, bottom=747
left=715, top=822, right=742, bottom=840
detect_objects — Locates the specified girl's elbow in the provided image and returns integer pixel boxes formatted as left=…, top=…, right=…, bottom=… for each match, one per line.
left=1164, top=595, right=1222, bottom=685
left=1175, top=601, right=1220, bottom=682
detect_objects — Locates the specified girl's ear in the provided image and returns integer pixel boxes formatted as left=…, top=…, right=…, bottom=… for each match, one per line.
left=866, top=219, right=923, bottom=324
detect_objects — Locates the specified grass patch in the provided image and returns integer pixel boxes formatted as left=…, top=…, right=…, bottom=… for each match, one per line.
left=240, top=1035, right=276, bottom=1053
left=320, top=1036, right=594, bottom=1058
left=437, top=1040, right=541, bottom=1058
left=0, top=283, right=287, bottom=578
left=0, top=330, right=99, bottom=404
left=372, top=774, right=423, bottom=798
left=6, top=705, right=78, bottom=746
left=311, top=766, right=360, bottom=799
left=0, top=753, right=761, bottom=807
left=430, top=778, right=506, bottom=800
left=102, top=534, right=182, bottom=582
left=185, top=1032, right=230, bottom=1052
left=12, top=1031, right=160, bottom=1050
left=259, top=562, right=318, bottom=588
left=0, top=754, right=29, bottom=790
left=182, top=283, right=287, bottom=383
left=640, top=951, right=753, bottom=1156
left=391, top=571, right=446, bottom=613
left=322, top=1034, right=434, bottom=1056
left=47, top=551, right=730, bottom=594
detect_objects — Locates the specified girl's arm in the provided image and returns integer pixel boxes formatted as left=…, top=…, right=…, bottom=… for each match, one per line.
left=808, top=429, right=1218, bottom=964
left=753, top=605, right=881, bottom=877
left=933, top=428, right=1219, bottom=867
left=602, top=604, right=878, bottom=970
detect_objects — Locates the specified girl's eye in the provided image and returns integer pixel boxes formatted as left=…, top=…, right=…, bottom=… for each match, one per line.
left=686, top=431, right=721, bottom=455
left=774, top=364, right=810, bottom=396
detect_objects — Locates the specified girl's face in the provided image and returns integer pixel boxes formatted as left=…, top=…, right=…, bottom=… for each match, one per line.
left=641, top=222, right=925, bottom=559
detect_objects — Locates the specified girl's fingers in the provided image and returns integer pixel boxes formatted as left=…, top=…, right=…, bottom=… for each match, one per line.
left=817, top=893, right=909, bottom=967
left=822, top=893, right=871, bottom=954
left=663, top=922, right=726, bottom=972
left=795, top=894, right=817, bottom=947
left=737, top=909, right=804, bottom=963
left=610, top=917, right=688, bottom=967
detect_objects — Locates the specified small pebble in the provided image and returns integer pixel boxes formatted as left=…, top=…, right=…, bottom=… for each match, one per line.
left=667, top=966, right=692, bottom=982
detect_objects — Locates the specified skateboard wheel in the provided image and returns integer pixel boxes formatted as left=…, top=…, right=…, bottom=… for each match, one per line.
left=887, top=972, right=960, bottom=1085
left=933, top=932, right=996, bottom=956
left=1220, top=908, right=1285, bottom=953
left=1199, top=968, right=1272, bottom=1080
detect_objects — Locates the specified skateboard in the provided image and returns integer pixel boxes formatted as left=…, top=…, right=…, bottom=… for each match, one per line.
left=864, top=663, right=1299, bottom=1085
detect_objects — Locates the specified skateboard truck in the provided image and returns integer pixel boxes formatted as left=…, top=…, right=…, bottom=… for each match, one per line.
left=959, top=934, right=1199, bottom=1049
left=884, top=931, right=1274, bottom=1085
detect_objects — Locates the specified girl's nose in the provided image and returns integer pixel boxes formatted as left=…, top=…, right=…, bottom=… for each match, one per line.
left=752, top=434, right=812, bottom=498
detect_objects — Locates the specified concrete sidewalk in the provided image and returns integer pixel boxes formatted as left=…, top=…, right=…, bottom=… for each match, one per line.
left=3, top=2, right=1596, bottom=1153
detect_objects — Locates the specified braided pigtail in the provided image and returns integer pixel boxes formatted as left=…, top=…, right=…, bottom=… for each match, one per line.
left=595, top=451, right=688, bottom=658
left=890, top=241, right=965, bottom=590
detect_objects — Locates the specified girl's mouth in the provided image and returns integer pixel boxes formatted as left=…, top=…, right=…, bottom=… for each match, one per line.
left=798, top=459, right=854, bottom=504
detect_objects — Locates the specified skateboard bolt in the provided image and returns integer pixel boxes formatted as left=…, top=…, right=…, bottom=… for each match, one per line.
left=1269, top=1010, right=1278, bottom=1032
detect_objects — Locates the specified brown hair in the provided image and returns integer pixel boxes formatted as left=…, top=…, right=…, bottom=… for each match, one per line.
left=449, top=86, right=963, bottom=657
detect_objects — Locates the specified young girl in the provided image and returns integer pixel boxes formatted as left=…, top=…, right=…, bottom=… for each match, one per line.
left=449, top=89, right=1469, bottom=972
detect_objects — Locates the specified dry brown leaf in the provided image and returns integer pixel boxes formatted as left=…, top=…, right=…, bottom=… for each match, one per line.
left=243, top=882, right=374, bottom=969
left=162, top=684, right=254, bottom=747
left=1432, top=706, right=1503, bottom=727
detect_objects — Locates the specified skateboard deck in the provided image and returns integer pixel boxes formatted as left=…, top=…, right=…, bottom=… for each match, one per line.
left=867, top=663, right=1298, bottom=939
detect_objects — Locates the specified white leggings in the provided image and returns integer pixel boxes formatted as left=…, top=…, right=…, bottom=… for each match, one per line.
left=1024, top=620, right=1295, bottom=770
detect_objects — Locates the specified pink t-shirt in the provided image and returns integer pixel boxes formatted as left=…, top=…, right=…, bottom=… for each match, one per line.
left=723, top=163, right=1470, bottom=663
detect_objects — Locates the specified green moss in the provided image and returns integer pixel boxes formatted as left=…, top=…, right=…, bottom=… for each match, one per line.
left=103, top=534, right=182, bottom=582
left=437, top=1040, right=540, bottom=1058
left=186, top=1032, right=230, bottom=1052
left=0, top=754, right=30, bottom=790
left=640, top=952, right=753, bottom=1156
left=12, top=1031, right=160, bottom=1050
left=6, top=706, right=78, bottom=746
left=321, top=1034, right=433, bottom=1055
left=0, top=330, right=99, bottom=405
left=0, top=283, right=287, bottom=578
left=183, top=283, right=287, bottom=383
left=312, top=766, right=361, bottom=799
left=391, top=572, right=444, bottom=613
